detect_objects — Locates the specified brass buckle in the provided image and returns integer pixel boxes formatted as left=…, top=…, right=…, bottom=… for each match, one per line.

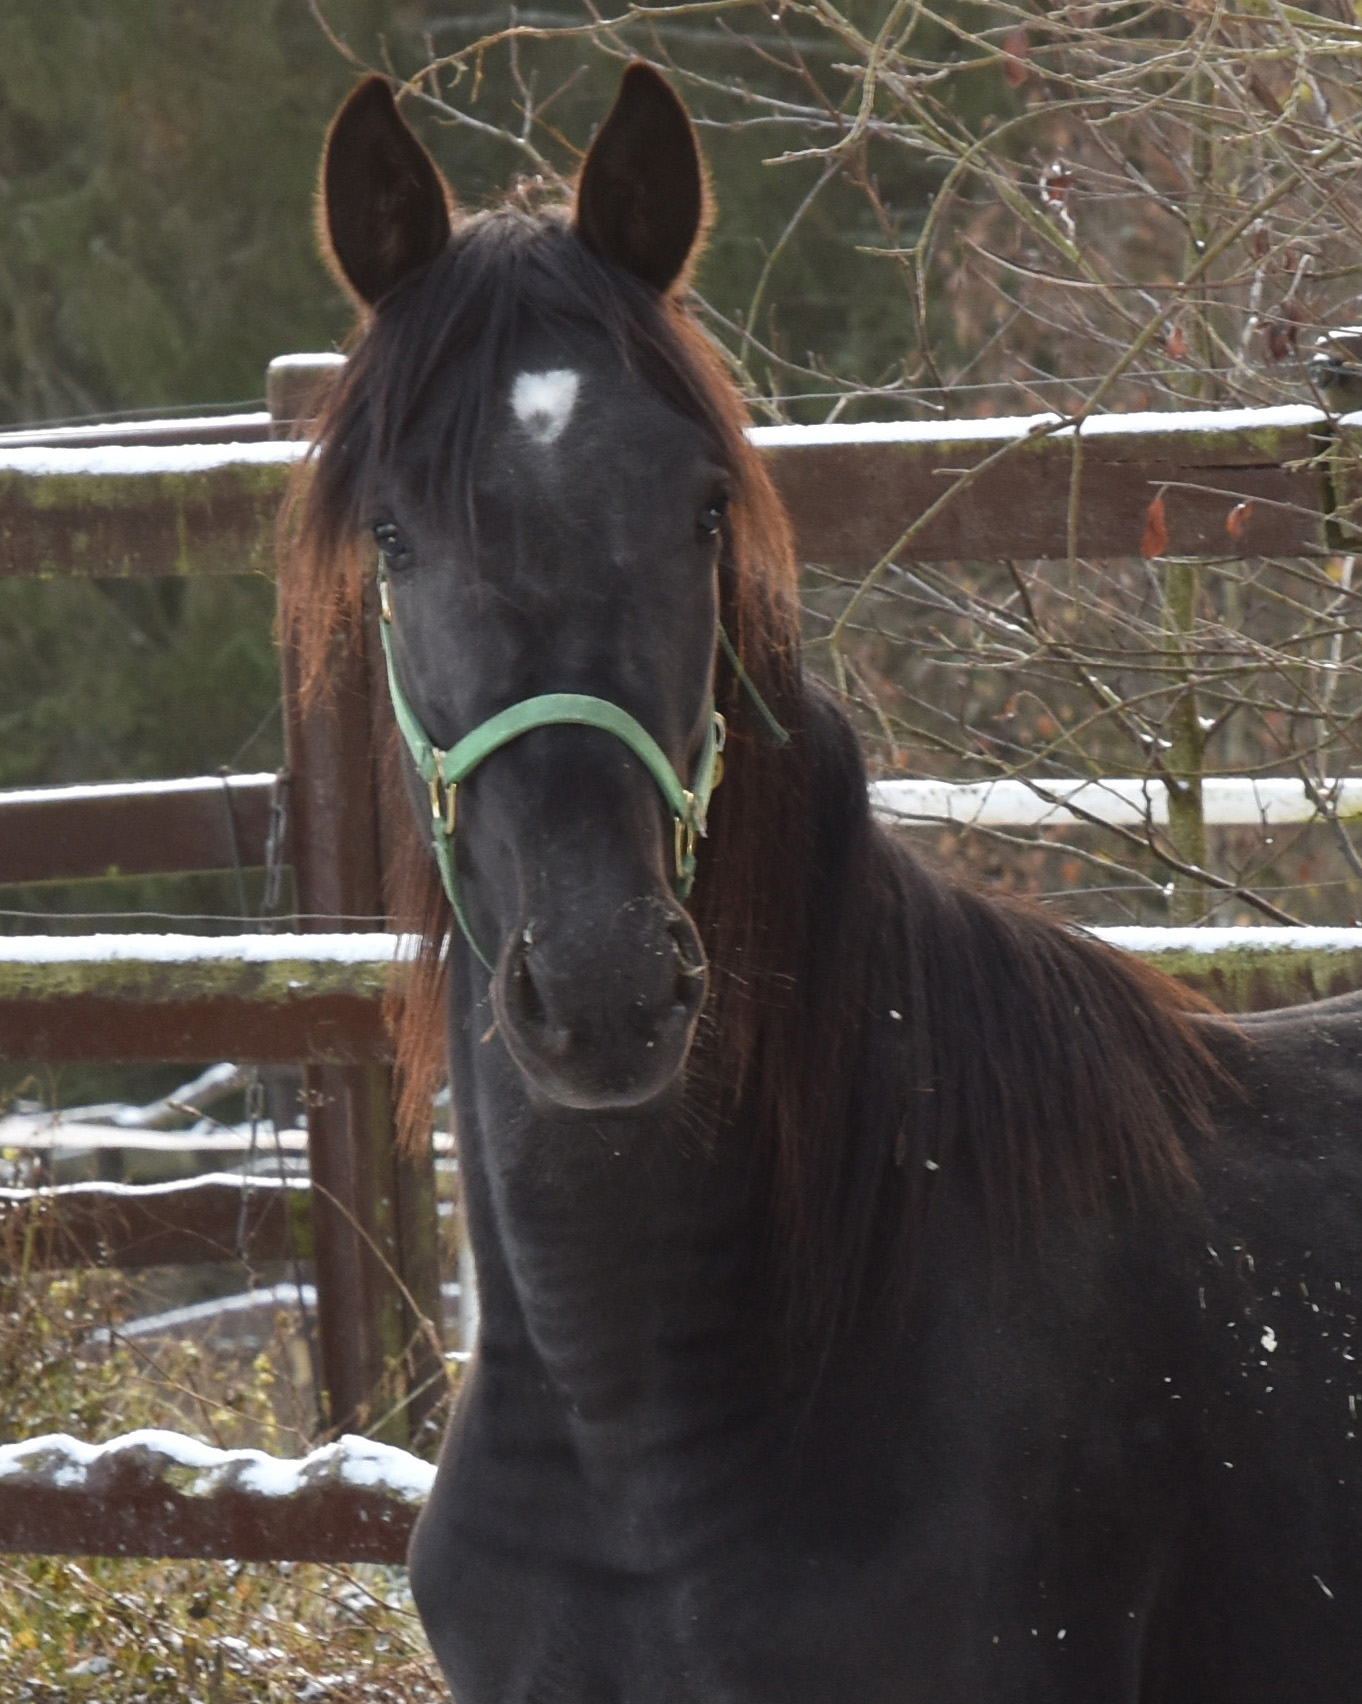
left=675, top=793, right=698, bottom=882
left=429, top=761, right=458, bottom=836
left=378, top=574, right=393, bottom=625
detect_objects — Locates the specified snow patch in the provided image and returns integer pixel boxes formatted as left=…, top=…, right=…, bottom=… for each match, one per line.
left=0, top=1429, right=436, bottom=1503
left=0, top=932, right=414, bottom=966
left=0, top=773, right=276, bottom=810
left=1094, top=926, right=1362, bottom=956
left=0, top=441, right=306, bottom=478
left=750, top=403, right=1325, bottom=451
left=0, top=414, right=272, bottom=450
left=873, top=776, right=1362, bottom=830
left=269, top=352, right=346, bottom=373
left=0, top=1171, right=297, bottom=1203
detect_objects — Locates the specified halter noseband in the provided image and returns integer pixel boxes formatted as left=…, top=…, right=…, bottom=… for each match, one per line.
left=376, top=564, right=726, bottom=972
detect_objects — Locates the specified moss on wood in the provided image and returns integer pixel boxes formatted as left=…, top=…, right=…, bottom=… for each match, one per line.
left=0, top=461, right=293, bottom=579
left=0, top=952, right=394, bottom=1006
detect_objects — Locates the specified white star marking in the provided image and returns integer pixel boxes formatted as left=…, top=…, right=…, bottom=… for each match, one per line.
left=511, top=369, right=580, bottom=445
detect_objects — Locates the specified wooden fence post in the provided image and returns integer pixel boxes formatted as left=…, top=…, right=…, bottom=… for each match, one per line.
left=271, top=357, right=444, bottom=1447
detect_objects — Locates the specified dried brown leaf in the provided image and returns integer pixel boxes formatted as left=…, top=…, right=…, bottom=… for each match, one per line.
left=1002, top=27, right=1031, bottom=88
left=1142, top=494, right=1170, bottom=558
left=1263, top=320, right=1297, bottom=363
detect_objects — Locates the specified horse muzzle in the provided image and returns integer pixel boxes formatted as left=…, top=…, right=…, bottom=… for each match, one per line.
left=491, top=896, right=707, bottom=1110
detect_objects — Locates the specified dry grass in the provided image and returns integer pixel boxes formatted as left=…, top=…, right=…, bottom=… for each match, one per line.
left=0, top=1267, right=448, bottom=1701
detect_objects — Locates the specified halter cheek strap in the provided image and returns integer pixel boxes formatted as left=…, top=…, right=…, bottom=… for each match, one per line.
left=376, top=564, right=726, bottom=972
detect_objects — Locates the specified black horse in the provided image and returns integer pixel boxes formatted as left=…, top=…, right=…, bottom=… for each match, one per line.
left=288, top=64, right=1362, bottom=1703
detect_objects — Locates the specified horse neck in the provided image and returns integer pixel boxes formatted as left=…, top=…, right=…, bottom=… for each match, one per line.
left=449, top=951, right=776, bottom=1429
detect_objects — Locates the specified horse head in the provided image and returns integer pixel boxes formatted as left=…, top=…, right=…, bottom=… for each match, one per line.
left=314, top=67, right=738, bottom=1113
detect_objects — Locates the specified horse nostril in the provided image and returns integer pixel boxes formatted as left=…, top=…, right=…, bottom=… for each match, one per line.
left=510, top=938, right=548, bottom=1033
left=501, top=910, right=706, bottom=1060
left=668, top=916, right=707, bottom=1013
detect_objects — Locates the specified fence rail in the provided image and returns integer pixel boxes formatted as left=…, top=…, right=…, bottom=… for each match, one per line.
left=0, top=934, right=392, bottom=1063
left=0, top=1429, right=431, bottom=1563
left=0, top=773, right=279, bottom=887
left=0, top=1172, right=311, bottom=1271
left=0, top=410, right=272, bottom=451
left=3, top=396, right=1357, bottom=581
left=6, top=771, right=1354, bottom=895
left=2, top=927, right=1359, bottom=1044
left=872, top=776, right=1362, bottom=829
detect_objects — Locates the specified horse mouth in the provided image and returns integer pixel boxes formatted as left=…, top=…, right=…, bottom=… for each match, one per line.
left=490, top=903, right=708, bottom=1111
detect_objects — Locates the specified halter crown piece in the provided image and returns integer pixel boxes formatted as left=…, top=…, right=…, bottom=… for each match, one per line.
left=376, top=562, right=727, bottom=972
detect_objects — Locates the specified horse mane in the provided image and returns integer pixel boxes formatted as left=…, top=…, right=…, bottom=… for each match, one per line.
left=281, top=198, right=1223, bottom=1339
left=734, top=695, right=1224, bottom=1335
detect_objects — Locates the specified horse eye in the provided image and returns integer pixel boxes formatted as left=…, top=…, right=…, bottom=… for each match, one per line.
left=697, top=491, right=729, bottom=539
left=373, top=521, right=411, bottom=567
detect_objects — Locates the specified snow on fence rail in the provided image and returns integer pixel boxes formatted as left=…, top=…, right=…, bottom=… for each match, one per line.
left=0, top=409, right=273, bottom=451
left=3, top=393, right=1359, bottom=579
left=0, top=1428, right=433, bottom=1563
left=0, top=932, right=400, bottom=1063
left=872, top=776, right=1362, bottom=829
left=1, top=926, right=1360, bottom=1047
left=0, top=771, right=280, bottom=886
left=0, top=1172, right=312, bottom=1271
left=0, top=1117, right=454, bottom=1156
left=7, top=770, right=1360, bottom=903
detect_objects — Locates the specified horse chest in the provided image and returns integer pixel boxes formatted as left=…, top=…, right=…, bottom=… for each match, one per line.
left=412, top=1384, right=931, bottom=1704
left=411, top=1250, right=1160, bottom=1704
left=410, top=1376, right=1145, bottom=1704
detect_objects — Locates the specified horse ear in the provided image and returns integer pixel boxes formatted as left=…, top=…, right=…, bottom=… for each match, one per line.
left=575, top=63, right=708, bottom=295
left=321, top=77, right=452, bottom=309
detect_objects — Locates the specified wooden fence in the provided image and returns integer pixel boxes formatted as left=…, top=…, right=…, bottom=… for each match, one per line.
left=0, top=1427, right=432, bottom=1565
left=1, top=360, right=1361, bottom=1560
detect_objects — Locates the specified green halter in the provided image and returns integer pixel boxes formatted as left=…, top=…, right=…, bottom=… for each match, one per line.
left=376, top=566, right=727, bottom=971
